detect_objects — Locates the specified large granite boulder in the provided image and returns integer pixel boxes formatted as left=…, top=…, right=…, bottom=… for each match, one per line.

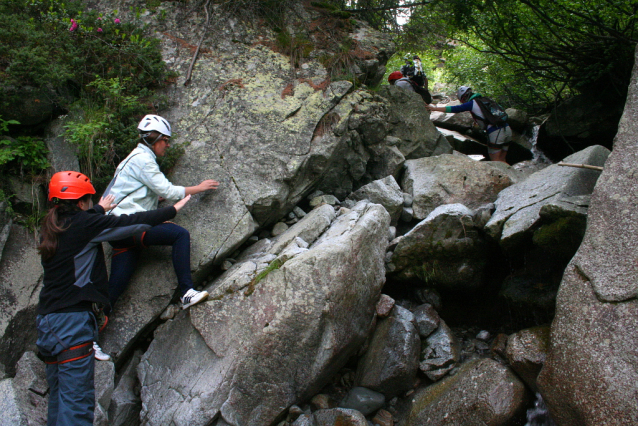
left=402, top=154, right=515, bottom=220
left=537, top=45, right=638, bottom=425
left=93, top=0, right=416, bottom=365
left=137, top=201, right=390, bottom=426
left=405, top=358, right=529, bottom=425
left=485, top=145, right=609, bottom=252
left=389, top=204, right=488, bottom=291
left=346, top=175, right=404, bottom=225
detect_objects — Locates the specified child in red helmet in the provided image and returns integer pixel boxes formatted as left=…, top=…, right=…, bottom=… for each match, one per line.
left=36, top=171, right=191, bottom=426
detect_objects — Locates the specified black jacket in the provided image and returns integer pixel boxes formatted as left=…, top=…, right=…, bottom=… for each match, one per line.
left=38, top=205, right=176, bottom=315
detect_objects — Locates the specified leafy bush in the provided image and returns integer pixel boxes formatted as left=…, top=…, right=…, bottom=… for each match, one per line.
left=0, top=117, right=49, bottom=177
left=0, top=0, right=178, bottom=194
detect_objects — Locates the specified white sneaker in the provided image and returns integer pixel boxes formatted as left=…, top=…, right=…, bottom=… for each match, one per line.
left=93, top=342, right=111, bottom=361
left=181, top=289, right=209, bottom=309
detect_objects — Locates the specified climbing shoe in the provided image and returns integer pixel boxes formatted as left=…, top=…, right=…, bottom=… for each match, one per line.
left=180, top=289, right=209, bottom=309
left=93, top=342, right=111, bottom=361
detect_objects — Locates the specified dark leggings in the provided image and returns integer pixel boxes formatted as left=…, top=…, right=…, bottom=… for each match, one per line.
left=108, top=222, right=194, bottom=312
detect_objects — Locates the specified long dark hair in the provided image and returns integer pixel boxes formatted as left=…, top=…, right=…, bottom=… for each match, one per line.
left=38, top=194, right=90, bottom=261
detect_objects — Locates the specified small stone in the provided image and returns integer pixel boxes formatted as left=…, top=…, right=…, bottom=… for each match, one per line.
left=340, top=387, right=385, bottom=416
left=376, top=294, right=395, bottom=317
left=288, top=211, right=297, bottom=220
left=311, top=393, right=332, bottom=410
left=271, top=222, right=289, bottom=237
left=159, top=304, right=179, bottom=321
left=384, top=251, right=394, bottom=264
left=371, top=409, right=394, bottom=426
left=295, top=237, right=309, bottom=248
left=221, top=260, right=233, bottom=271
left=403, top=192, right=413, bottom=207
left=307, top=190, right=324, bottom=200
left=387, top=226, right=397, bottom=241
left=401, top=206, right=413, bottom=222
left=490, top=333, right=509, bottom=358
left=293, top=206, right=307, bottom=218
left=248, top=235, right=259, bottom=243
left=310, top=194, right=339, bottom=208
left=413, top=304, right=440, bottom=338
left=476, top=330, right=491, bottom=341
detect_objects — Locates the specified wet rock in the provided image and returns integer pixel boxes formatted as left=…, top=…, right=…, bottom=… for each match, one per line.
left=419, top=320, right=460, bottom=381
left=44, top=116, right=80, bottom=173
left=490, top=333, right=509, bottom=359
left=413, top=304, right=440, bottom=338
left=405, top=358, right=529, bottom=425
left=402, top=154, right=515, bottom=220
left=390, top=204, right=487, bottom=291
left=506, top=326, right=550, bottom=393
left=340, top=386, right=385, bottom=416
left=356, top=306, right=420, bottom=398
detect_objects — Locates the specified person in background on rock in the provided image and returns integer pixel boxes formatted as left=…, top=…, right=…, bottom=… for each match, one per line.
left=388, top=71, right=433, bottom=105
left=36, top=171, right=190, bottom=426
left=411, top=55, right=427, bottom=89
left=104, top=114, right=219, bottom=314
left=388, top=71, right=414, bottom=92
left=400, top=53, right=415, bottom=79
left=426, top=86, right=512, bottom=163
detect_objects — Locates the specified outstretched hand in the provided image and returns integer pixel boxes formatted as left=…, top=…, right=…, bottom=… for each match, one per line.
left=199, top=179, right=219, bottom=192
left=98, top=194, right=116, bottom=211
left=173, top=195, right=191, bottom=212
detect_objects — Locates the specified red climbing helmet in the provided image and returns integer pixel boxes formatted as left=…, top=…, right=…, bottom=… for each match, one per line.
left=388, top=71, right=403, bottom=83
left=48, top=171, right=96, bottom=201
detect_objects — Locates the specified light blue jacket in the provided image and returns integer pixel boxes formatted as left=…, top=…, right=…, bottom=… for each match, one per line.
left=105, top=143, right=185, bottom=216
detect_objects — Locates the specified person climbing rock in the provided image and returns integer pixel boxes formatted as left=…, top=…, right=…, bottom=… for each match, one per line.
left=426, top=86, right=511, bottom=163
left=104, top=114, right=219, bottom=313
left=388, top=71, right=433, bottom=104
left=36, top=171, right=191, bottom=426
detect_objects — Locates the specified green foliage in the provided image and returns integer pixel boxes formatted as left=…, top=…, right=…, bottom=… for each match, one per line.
left=245, top=258, right=284, bottom=296
left=0, top=117, right=49, bottom=177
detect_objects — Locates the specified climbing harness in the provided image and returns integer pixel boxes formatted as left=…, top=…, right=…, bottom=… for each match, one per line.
left=37, top=341, right=93, bottom=365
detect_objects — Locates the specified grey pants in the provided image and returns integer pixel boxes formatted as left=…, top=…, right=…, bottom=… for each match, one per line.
left=36, top=311, right=97, bottom=426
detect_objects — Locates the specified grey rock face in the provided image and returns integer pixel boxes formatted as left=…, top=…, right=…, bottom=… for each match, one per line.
left=405, top=358, right=529, bottom=425
left=44, top=116, right=80, bottom=173
left=402, top=154, right=514, bottom=220
left=355, top=305, right=420, bottom=398
left=0, top=378, right=28, bottom=426
left=0, top=226, right=41, bottom=376
left=419, top=320, right=460, bottom=381
left=390, top=204, right=487, bottom=290
left=346, top=175, right=404, bottom=225
left=12, top=352, right=48, bottom=426
left=485, top=145, right=609, bottom=251
left=505, top=326, right=549, bottom=393
left=109, top=351, right=143, bottom=426
left=137, top=202, right=390, bottom=426
left=536, top=47, right=638, bottom=426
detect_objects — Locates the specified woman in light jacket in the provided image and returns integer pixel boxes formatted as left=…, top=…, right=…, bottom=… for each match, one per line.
left=105, top=114, right=219, bottom=311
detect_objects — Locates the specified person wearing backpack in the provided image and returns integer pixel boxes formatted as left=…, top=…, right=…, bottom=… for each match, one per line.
left=36, top=171, right=191, bottom=426
left=104, top=114, right=219, bottom=315
left=426, top=86, right=511, bottom=163
left=388, top=71, right=432, bottom=104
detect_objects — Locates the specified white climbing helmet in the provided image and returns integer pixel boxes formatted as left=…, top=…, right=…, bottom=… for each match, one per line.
left=457, top=86, right=472, bottom=101
left=137, top=114, right=172, bottom=138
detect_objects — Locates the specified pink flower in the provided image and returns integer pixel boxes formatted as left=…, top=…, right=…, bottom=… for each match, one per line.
left=69, top=19, right=78, bottom=32
left=114, top=18, right=120, bottom=24
left=97, top=17, right=102, bottom=20
left=97, top=28, right=103, bottom=32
